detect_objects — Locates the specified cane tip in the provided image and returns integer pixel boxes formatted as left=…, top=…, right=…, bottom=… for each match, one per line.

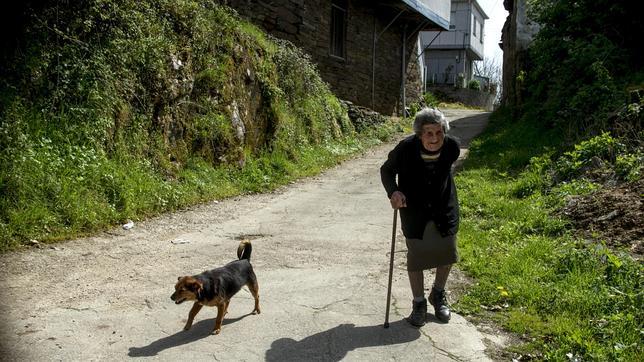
left=384, top=322, right=390, bottom=329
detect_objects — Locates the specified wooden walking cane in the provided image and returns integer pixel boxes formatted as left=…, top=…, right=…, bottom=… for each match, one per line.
left=384, top=208, right=398, bottom=328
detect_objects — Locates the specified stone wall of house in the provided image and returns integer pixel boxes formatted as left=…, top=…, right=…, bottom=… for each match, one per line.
left=500, top=0, right=540, bottom=109
left=219, top=0, right=423, bottom=116
left=405, top=40, right=424, bottom=106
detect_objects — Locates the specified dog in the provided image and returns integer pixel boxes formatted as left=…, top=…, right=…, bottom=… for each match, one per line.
left=170, top=240, right=260, bottom=335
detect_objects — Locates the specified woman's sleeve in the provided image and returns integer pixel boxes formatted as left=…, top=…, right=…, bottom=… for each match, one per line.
left=447, top=136, right=461, bottom=164
left=435, top=137, right=461, bottom=236
left=380, top=143, right=401, bottom=198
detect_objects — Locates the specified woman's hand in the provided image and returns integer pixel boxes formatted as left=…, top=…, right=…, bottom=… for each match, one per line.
left=389, top=191, right=407, bottom=209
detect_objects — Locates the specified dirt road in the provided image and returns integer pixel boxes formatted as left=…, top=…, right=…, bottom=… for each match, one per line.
left=0, top=109, right=502, bottom=361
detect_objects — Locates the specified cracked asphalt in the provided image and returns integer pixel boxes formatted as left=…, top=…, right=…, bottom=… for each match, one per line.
left=0, top=109, right=502, bottom=361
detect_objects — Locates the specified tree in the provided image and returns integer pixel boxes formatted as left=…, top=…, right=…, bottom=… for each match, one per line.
left=474, top=57, right=502, bottom=100
left=527, top=0, right=642, bottom=133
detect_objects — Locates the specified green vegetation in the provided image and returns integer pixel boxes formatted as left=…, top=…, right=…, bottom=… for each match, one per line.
left=0, top=1, right=404, bottom=251
left=453, top=0, right=642, bottom=359
left=526, top=0, right=643, bottom=137
left=455, top=111, right=642, bottom=361
left=423, top=92, right=441, bottom=108
left=467, top=79, right=481, bottom=91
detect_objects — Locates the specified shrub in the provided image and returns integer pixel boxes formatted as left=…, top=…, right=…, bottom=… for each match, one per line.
left=615, top=152, right=642, bottom=181
left=423, top=92, right=440, bottom=108
left=510, top=129, right=642, bottom=202
left=554, top=132, right=621, bottom=180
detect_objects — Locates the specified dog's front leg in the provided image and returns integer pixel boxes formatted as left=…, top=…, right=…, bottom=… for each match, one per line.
left=184, top=302, right=203, bottom=330
left=212, top=304, right=225, bottom=335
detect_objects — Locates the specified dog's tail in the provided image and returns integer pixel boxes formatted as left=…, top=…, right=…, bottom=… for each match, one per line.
left=237, top=240, right=252, bottom=261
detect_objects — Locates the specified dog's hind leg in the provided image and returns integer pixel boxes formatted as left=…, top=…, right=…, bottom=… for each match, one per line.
left=184, top=302, right=203, bottom=330
left=248, top=279, right=261, bottom=314
left=223, top=299, right=230, bottom=316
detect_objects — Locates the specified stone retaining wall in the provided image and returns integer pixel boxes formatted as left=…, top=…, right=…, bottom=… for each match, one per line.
left=340, top=100, right=386, bottom=132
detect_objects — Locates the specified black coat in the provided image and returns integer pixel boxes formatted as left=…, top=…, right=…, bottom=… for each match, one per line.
left=380, top=134, right=460, bottom=239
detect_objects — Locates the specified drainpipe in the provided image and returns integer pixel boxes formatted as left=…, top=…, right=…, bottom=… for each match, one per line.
left=466, top=0, right=472, bottom=84
left=401, top=24, right=407, bottom=117
left=372, top=19, right=377, bottom=109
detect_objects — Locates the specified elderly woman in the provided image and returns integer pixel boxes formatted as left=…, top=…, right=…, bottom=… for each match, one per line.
left=380, top=107, right=460, bottom=326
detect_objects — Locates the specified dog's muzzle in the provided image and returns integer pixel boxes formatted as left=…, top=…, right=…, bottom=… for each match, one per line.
left=170, top=293, right=183, bottom=304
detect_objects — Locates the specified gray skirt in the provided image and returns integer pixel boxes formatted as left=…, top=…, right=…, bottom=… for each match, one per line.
left=405, top=221, right=458, bottom=271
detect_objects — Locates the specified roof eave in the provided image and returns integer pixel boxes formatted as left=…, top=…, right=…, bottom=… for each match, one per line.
left=473, top=0, right=490, bottom=20
left=399, top=0, right=450, bottom=30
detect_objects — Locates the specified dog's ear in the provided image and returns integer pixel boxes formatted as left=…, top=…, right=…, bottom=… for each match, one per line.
left=188, top=279, right=203, bottom=293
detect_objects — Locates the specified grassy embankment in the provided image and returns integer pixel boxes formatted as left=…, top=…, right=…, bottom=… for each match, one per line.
left=454, top=109, right=642, bottom=360
left=0, top=1, right=404, bottom=251
left=453, top=1, right=642, bottom=359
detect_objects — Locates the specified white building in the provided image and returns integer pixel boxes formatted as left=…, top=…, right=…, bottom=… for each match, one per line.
left=420, top=0, right=488, bottom=87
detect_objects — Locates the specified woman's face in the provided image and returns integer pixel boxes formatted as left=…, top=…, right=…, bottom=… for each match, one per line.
left=420, top=123, right=444, bottom=152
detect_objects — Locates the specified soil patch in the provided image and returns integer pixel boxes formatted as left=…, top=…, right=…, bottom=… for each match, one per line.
left=560, top=178, right=643, bottom=256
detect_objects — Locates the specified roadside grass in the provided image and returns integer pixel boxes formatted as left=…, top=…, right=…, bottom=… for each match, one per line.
left=0, top=118, right=404, bottom=252
left=455, top=110, right=643, bottom=360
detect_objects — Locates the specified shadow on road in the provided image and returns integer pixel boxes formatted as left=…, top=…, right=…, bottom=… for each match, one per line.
left=265, top=320, right=421, bottom=361
left=128, top=313, right=253, bottom=357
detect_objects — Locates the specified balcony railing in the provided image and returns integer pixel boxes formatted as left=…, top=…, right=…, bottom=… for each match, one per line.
left=427, top=73, right=456, bottom=85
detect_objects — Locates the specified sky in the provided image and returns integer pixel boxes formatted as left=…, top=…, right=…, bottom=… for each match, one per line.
left=478, top=0, right=508, bottom=64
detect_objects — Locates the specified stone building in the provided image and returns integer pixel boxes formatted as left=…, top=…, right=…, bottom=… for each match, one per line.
left=218, top=0, right=451, bottom=115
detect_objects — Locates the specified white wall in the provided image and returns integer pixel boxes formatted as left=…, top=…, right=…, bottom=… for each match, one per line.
left=469, top=2, right=485, bottom=60
left=421, top=0, right=486, bottom=60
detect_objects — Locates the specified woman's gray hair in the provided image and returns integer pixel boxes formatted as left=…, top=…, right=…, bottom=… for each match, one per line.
left=412, top=108, right=449, bottom=136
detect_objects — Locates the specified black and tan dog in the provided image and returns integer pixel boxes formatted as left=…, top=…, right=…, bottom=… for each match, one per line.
left=170, top=240, right=260, bottom=335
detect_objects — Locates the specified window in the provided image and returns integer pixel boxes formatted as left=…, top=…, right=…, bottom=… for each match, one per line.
left=472, top=17, right=477, bottom=37
left=480, top=23, right=484, bottom=43
left=330, top=1, right=347, bottom=58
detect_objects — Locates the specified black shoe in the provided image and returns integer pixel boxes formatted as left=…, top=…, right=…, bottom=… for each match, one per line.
left=429, top=287, right=451, bottom=323
left=406, top=298, right=427, bottom=327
